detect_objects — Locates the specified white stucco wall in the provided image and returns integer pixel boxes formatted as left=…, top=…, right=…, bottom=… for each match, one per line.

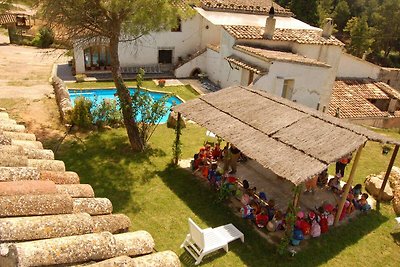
left=174, top=52, right=207, bottom=78
left=206, top=49, right=222, bottom=85
left=200, top=19, right=221, bottom=47
left=337, top=53, right=381, bottom=79
left=253, top=62, right=332, bottom=110
left=119, top=14, right=203, bottom=67
left=73, top=13, right=205, bottom=73
left=73, top=46, right=85, bottom=74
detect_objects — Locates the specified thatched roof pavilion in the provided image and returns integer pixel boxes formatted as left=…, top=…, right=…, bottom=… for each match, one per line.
left=173, top=85, right=400, bottom=186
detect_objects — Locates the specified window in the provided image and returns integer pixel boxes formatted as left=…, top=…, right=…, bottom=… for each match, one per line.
left=158, top=49, right=173, bottom=64
left=281, top=79, right=294, bottom=100
left=84, top=46, right=111, bottom=70
left=171, top=18, right=182, bottom=32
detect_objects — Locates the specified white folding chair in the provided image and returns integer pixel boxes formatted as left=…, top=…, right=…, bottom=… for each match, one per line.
left=181, top=218, right=244, bottom=265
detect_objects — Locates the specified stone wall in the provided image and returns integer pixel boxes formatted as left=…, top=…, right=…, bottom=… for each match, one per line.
left=52, top=76, right=72, bottom=122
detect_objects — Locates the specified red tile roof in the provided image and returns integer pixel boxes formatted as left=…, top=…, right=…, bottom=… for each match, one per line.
left=234, top=45, right=330, bottom=68
left=224, top=26, right=344, bottom=46
left=226, top=55, right=267, bottom=74
left=200, top=0, right=292, bottom=16
left=328, top=79, right=400, bottom=119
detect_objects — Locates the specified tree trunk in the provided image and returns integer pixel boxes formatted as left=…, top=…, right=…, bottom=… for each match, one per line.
left=109, top=32, right=144, bottom=151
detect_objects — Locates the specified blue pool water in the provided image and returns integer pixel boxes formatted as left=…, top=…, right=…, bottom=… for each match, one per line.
left=68, top=88, right=182, bottom=123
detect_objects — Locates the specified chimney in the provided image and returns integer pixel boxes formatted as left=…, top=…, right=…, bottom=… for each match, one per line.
left=263, top=7, right=276, bottom=39
left=322, top=18, right=334, bottom=38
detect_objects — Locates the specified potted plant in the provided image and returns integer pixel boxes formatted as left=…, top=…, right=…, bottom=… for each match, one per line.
left=158, top=79, right=166, bottom=87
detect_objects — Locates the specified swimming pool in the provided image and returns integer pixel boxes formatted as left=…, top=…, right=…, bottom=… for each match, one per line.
left=68, top=88, right=182, bottom=123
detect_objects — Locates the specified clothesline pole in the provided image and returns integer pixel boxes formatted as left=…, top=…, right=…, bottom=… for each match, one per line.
left=334, top=145, right=364, bottom=226
left=377, top=144, right=399, bottom=210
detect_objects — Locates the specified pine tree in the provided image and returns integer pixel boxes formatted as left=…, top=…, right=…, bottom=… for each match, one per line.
left=290, top=0, right=319, bottom=26
left=344, top=16, right=373, bottom=57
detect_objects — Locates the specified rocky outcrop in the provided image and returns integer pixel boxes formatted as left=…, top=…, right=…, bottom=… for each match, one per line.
left=365, top=174, right=394, bottom=201
left=389, top=167, right=400, bottom=215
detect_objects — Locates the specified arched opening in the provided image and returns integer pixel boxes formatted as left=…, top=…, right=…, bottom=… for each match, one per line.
left=84, top=45, right=111, bottom=71
left=190, top=68, right=202, bottom=78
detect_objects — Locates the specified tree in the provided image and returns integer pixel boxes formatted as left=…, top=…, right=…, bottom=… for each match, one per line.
left=317, top=0, right=334, bottom=27
left=38, top=0, right=180, bottom=151
left=132, top=69, right=169, bottom=147
left=0, top=0, right=12, bottom=12
left=290, top=0, right=319, bottom=26
left=370, top=0, right=400, bottom=59
left=333, top=0, right=350, bottom=32
left=344, top=16, right=374, bottom=57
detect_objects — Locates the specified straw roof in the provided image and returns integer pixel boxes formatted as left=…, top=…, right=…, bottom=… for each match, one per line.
left=173, top=86, right=400, bottom=185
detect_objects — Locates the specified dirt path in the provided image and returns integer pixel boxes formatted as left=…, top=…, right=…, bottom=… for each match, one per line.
left=0, top=31, right=68, bottom=143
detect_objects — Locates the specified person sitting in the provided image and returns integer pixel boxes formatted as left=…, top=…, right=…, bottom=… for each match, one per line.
left=255, top=208, right=269, bottom=228
left=356, top=193, right=371, bottom=212
left=212, top=143, right=222, bottom=160
left=317, top=169, right=329, bottom=188
left=305, top=175, right=318, bottom=193
left=266, top=199, right=276, bottom=221
left=328, top=173, right=343, bottom=194
left=352, top=184, right=362, bottom=199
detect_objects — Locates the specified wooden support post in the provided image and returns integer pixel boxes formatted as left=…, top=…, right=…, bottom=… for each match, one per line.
left=334, top=145, right=364, bottom=226
left=173, top=112, right=182, bottom=165
left=377, top=144, right=399, bottom=210
left=292, top=185, right=301, bottom=209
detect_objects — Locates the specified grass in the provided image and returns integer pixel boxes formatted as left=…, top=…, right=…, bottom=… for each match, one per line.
left=54, top=122, right=400, bottom=267
left=66, top=80, right=200, bottom=101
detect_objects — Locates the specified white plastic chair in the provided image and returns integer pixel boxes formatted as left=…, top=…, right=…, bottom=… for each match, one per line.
left=394, top=217, right=400, bottom=232
left=181, top=218, right=244, bottom=265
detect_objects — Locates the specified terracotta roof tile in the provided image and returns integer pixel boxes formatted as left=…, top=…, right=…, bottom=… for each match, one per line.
left=234, top=45, right=330, bottom=68
left=226, top=56, right=267, bottom=74
left=328, top=79, right=400, bottom=119
left=207, top=44, right=220, bottom=52
left=224, top=25, right=344, bottom=46
left=201, top=0, right=292, bottom=16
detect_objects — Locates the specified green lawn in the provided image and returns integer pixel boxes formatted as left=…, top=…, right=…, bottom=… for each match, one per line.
left=66, top=80, right=200, bottom=101
left=54, top=122, right=400, bottom=267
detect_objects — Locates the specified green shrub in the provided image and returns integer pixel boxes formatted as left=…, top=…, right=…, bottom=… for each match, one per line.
left=69, top=96, right=93, bottom=129
left=75, top=74, right=87, bottom=83
left=31, top=27, right=54, bottom=48
left=92, top=98, right=122, bottom=127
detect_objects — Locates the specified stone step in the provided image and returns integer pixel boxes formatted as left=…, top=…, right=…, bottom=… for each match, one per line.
left=0, top=194, right=74, bottom=217
left=0, top=118, right=16, bottom=124
left=92, top=214, right=131, bottom=234
left=0, top=213, right=92, bottom=242
left=0, top=145, right=54, bottom=160
left=11, top=139, right=43, bottom=149
left=0, top=134, right=11, bottom=145
left=27, top=159, right=65, bottom=172
left=0, top=112, right=9, bottom=119
left=73, top=198, right=113, bottom=215
left=0, top=231, right=154, bottom=267
left=56, top=184, right=95, bottom=198
left=0, top=123, right=25, bottom=132
left=0, top=213, right=131, bottom=243
left=40, top=170, right=80, bottom=184
left=0, top=167, right=40, bottom=182
left=0, top=180, right=57, bottom=196
left=0, top=155, right=28, bottom=167
left=87, top=251, right=180, bottom=267
left=1, top=131, right=36, bottom=141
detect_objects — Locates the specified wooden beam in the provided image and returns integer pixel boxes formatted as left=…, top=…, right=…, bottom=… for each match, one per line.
left=334, top=145, right=364, bottom=226
left=173, top=112, right=182, bottom=165
left=377, top=144, right=399, bottom=210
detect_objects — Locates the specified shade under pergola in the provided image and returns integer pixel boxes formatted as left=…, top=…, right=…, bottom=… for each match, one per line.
left=172, top=85, right=399, bottom=185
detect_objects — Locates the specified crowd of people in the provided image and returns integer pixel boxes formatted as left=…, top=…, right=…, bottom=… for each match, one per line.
left=191, top=144, right=372, bottom=246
